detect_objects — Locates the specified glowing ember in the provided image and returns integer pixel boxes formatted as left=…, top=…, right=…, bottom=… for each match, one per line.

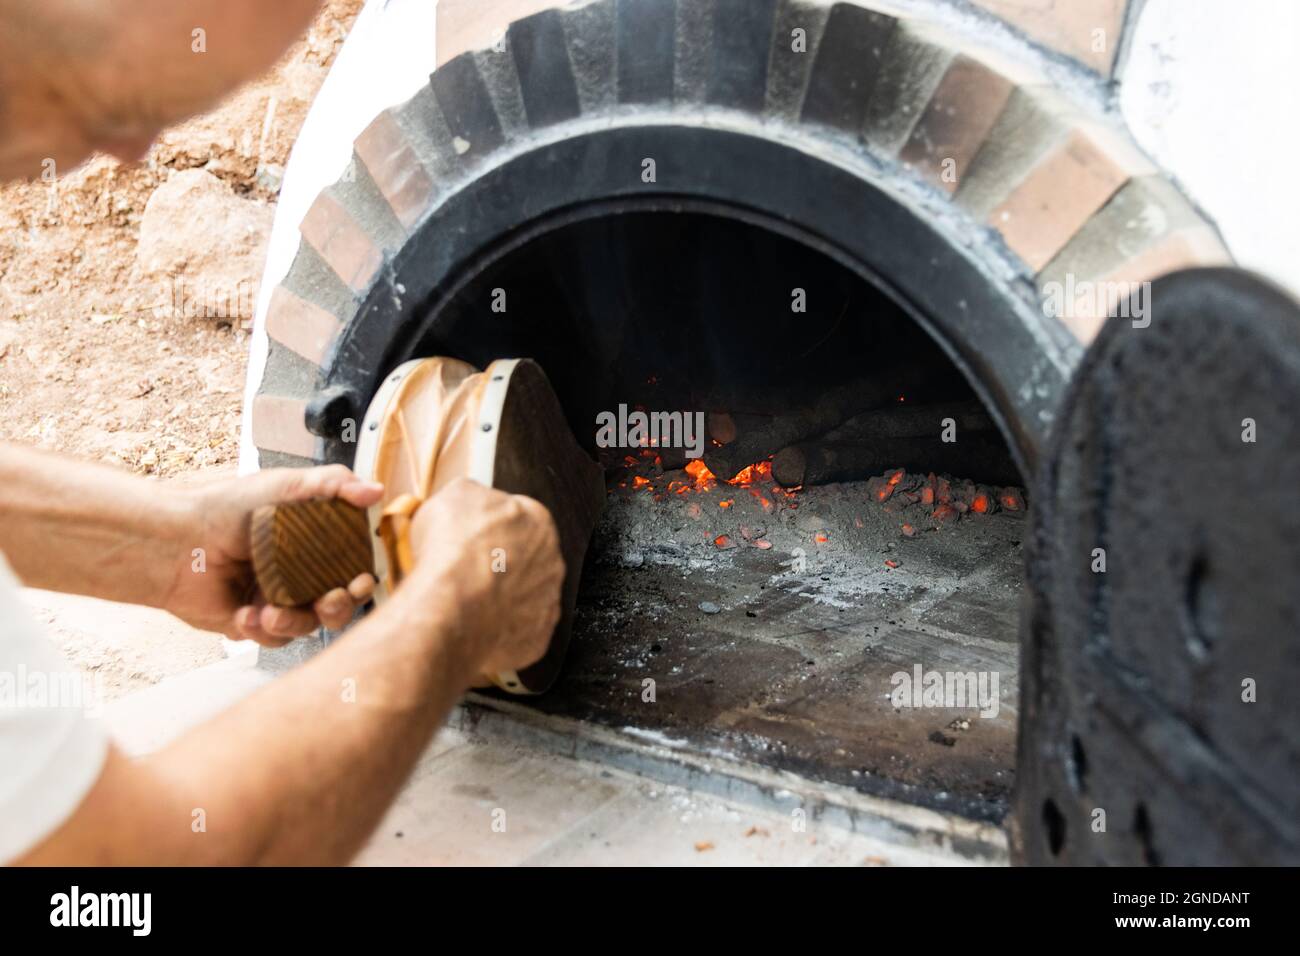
left=685, top=458, right=716, bottom=489
left=868, top=477, right=895, bottom=503
left=971, top=492, right=991, bottom=514
left=814, top=532, right=829, bottom=544
left=730, top=464, right=756, bottom=485
left=618, top=454, right=789, bottom=507
left=884, top=559, right=900, bottom=569
left=714, top=534, right=733, bottom=548
left=728, top=460, right=773, bottom=487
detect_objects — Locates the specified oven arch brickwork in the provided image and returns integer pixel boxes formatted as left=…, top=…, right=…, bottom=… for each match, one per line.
left=251, top=0, right=1225, bottom=470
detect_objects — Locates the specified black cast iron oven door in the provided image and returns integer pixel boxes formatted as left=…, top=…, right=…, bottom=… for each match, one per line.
left=1014, top=269, right=1300, bottom=866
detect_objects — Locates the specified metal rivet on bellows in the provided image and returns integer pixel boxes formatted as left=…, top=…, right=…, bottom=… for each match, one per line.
left=481, top=422, right=493, bottom=432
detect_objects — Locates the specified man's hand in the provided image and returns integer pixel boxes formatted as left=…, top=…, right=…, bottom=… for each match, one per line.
left=404, top=478, right=565, bottom=683
left=170, top=465, right=384, bottom=646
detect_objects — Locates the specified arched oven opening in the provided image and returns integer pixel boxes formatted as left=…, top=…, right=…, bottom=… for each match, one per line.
left=420, top=206, right=1027, bottom=822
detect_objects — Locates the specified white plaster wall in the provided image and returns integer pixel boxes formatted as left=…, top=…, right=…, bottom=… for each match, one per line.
left=1120, top=0, right=1300, bottom=297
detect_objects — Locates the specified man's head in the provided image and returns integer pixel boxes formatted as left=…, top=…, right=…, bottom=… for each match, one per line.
left=0, top=0, right=321, bottom=180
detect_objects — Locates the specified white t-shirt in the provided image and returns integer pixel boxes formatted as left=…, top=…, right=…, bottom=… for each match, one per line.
left=0, top=553, right=108, bottom=862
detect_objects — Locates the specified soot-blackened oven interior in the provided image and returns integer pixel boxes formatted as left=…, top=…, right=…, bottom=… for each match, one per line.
left=424, top=208, right=1027, bottom=822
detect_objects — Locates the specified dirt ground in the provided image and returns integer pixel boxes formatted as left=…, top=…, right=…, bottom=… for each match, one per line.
left=0, top=0, right=364, bottom=698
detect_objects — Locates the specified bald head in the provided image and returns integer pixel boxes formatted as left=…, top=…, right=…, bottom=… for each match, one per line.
left=0, top=0, right=321, bottom=180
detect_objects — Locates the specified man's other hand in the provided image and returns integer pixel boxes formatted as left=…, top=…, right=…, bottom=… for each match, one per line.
left=405, top=478, right=565, bottom=684
left=169, top=465, right=383, bottom=646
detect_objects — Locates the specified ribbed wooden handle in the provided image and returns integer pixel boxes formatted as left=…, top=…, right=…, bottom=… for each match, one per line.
left=250, top=498, right=375, bottom=607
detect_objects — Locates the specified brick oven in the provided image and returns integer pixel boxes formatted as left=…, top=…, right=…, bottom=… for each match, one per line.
left=246, top=0, right=1299, bottom=864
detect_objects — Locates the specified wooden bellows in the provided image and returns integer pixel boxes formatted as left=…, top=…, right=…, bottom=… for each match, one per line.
left=247, top=357, right=605, bottom=695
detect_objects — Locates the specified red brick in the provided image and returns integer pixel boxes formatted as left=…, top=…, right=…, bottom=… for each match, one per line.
left=252, top=394, right=316, bottom=458
left=264, top=286, right=343, bottom=366
left=354, top=111, right=436, bottom=231
left=901, top=55, right=1016, bottom=194
left=299, top=192, right=384, bottom=293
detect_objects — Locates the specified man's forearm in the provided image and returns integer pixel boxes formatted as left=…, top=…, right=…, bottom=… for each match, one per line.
left=18, top=570, right=473, bottom=866
left=0, top=443, right=192, bottom=604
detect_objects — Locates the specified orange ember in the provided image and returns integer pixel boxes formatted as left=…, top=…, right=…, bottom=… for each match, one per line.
left=727, top=460, right=773, bottom=487
left=719, top=499, right=733, bottom=508
left=814, top=532, right=829, bottom=544
left=685, top=458, right=716, bottom=488
left=885, top=559, right=900, bottom=569
left=730, top=464, right=756, bottom=485
left=714, top=534, right=732, bottom=548
left=971, top=493, right=990, bottom=514
left=931, top=503, right=957, bottom=524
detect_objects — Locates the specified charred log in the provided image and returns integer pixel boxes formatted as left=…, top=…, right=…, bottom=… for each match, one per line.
left=823, top=400, right=993, bottom=441
left=772, top=432, right=1021, bottom=488
left=702, top=364, right=927, bottom=480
